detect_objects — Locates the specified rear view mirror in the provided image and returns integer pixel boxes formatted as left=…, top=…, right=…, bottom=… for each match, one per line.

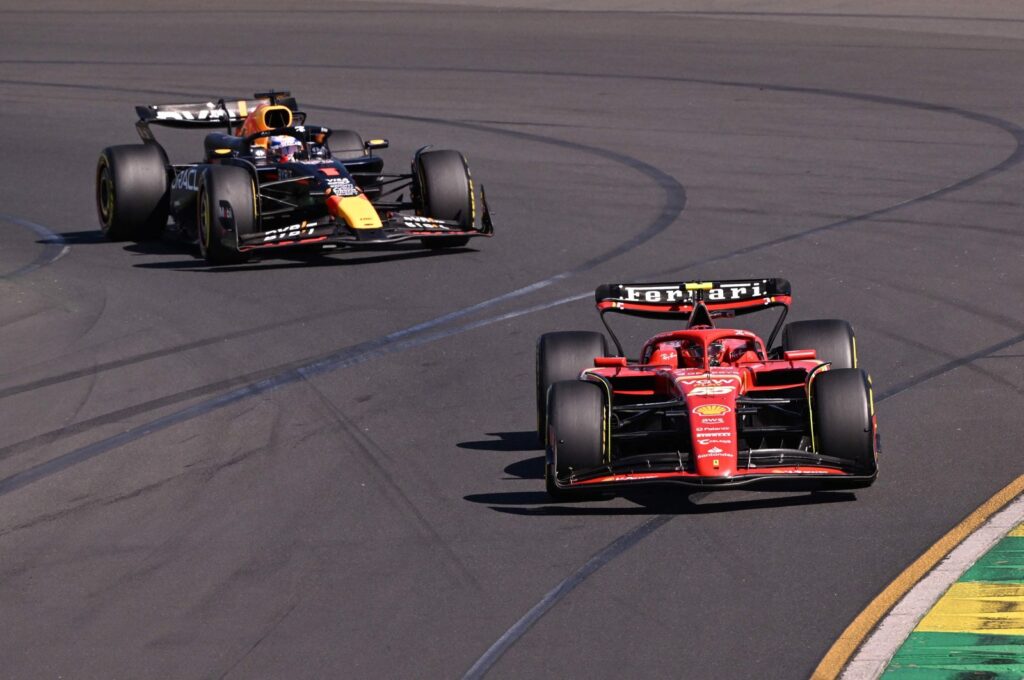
left=783, top=349, right=817, bottom=361
left=594, top=356, right=627, bottom=367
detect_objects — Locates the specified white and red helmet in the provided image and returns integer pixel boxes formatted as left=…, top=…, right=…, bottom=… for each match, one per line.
left=268, top=135, right=302, bottom=162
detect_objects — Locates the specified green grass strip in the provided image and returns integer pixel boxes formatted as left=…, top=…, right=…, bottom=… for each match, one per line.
left=882, top=631, right=1024, bottom=678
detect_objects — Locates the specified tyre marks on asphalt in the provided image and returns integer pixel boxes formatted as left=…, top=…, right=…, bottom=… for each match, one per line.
left=0, top=308, right=383, bottom=400
left=0, top=213, right=69, bottom=278
left=300, top=378, right=481, bottom=589
left=462, top=514, right=674, bottom=680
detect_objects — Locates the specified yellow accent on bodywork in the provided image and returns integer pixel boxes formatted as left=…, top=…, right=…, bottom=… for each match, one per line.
left=852, top=335, right=859, bottom=369
left=333, top=195, right=382, bottom=229
left=685, top=281, right=713, bottom=291
left=214, top=148, right=231, bottom=155
left=1009, top=524, right=1024, bottom=538
left=237, top=100, right=248, bottom=117
left=867, top=374, right=875, bottom=417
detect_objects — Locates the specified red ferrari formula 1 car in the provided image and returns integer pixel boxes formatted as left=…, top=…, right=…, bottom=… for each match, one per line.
left=95, top=90, right=492, bottom=264
left=536, top=278, right=879, bottom=499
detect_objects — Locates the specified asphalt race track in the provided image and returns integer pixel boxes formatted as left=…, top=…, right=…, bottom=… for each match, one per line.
left=1, top=2, right=1023, bottom=678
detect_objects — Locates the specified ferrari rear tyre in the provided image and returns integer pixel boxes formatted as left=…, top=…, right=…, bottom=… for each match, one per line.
left=536, top=331, right=609, bottom=441
left=783, top=319, right=856, bottom=369
left=546, top=380, right=605, bottom=499
left=96, top=144, right=169, bottom=241
left=812, top=368, right=876, bottom=474
left=197, top=165, right=256, bottom=265
left=331, top=130, right=366, bottom=161
left=415, top=149, right=473, bottom=249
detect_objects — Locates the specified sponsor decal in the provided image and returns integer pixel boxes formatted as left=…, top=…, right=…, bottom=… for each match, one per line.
left=172, top=167, right=199, bottom=191
left=693, top=404, right=731, bottom=417
left=263, top=222, right=315, bottom=242
left=320, top=167, right=340, bottom=177
left=695, top=426, right=731, bottom=433
left=656, top=351, right=676, bottom=363
left=155, top=108, right=224, bottom=121
left=697, top=438, right=733, bottom=445
left=699, top=417, right=725, bottom=425
left=403, top=215, right=452, bottom=230
left=707, top=446, right=723, bottom=454
left=622, top=285, right=689, bottom=303
left=327, top=176, right=359, bottom=197
left=707, top=281, right=764, bottom=302
left=678, top=376, right=740, bottom=386
left=688, top=385, right=734, bottom=396
left=697, top=451, right=734, bottom=459
left=620, top=281, right=765, bottom=304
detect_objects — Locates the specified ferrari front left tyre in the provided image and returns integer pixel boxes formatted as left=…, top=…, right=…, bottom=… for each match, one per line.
left=812, top=368, right=876, bottom=474
left=96, top=144, right=170, bottom=241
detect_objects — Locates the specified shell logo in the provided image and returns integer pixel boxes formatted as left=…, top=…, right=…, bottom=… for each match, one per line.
left=693, top=404, right=732, bottom=416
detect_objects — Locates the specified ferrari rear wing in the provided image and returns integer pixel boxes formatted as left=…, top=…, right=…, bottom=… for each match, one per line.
left=596, top=278, right=791, bottom=318
left=595, top=278, right=792, bottom=356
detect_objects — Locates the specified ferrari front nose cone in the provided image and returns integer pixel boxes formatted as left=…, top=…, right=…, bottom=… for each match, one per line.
left=678, top=372, right=742, bottom=477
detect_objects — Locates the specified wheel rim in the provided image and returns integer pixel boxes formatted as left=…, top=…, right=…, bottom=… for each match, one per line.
left=199, top=188, right=212, bottom=251
left=96, top=159, right=114, bottom=226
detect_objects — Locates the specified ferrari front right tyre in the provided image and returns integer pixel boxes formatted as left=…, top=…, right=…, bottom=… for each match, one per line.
left=96, top=144, right=169, bottom=241
left=546, top=380, right=606, bottom=499
left=536, top=331, right=609, bottom=442
left=782, top=319, right=857, bottom=369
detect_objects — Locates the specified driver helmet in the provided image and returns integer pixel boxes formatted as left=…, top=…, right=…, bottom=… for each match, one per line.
left=679, top=339, right=705, bottom=368
left=268, top=135, right=302, bottom=162
left=708, top=340, right=725, bottom=367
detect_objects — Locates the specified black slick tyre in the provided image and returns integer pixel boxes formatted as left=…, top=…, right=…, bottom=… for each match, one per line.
left=812, top=368, right=876, bottom=475
left=96, top=144, right=169, bottom=241
left=415, top=149, right=473, bottom=249
left=536, top=331, right=609, bottom=441
left=197, top=165, right=256, bottom=265
left=331, top=130, right=366, bottom=161
left=546, top=380, right=605, bottom=500
left=783, top=319, right=857, bottom=369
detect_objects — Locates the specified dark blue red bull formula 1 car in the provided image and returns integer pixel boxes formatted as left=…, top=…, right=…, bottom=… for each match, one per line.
left=536, top=278, right=879, bottom=499
left=95, top=90, right=492, bottom=264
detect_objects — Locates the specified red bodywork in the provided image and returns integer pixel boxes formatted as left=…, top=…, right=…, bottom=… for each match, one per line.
left=547, top=278, right=878, bottom=493
left=580, top=329, right=844, bottom=486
